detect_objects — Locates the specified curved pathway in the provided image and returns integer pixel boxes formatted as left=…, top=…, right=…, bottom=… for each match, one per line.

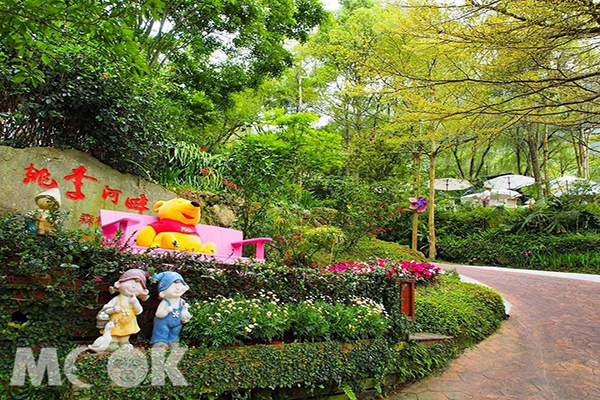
left=390, top=264, right=600, bottom=400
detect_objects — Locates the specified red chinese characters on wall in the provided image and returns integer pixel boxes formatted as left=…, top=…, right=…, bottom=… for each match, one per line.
left=125, top=194, right=149, bottom=214
left=79, top=213, right=95, bottom=226
left=23, top=163, right=151, bottom=223
left=63, top=166, right=98, bottom=200
left=79, top=213, right=101, bottom=226
left=102, top=185, right=122, bottom=205
left=23, top=163, right=58, bottom=189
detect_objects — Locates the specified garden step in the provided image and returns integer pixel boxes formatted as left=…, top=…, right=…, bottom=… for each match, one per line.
left=408, top=333, right=454, bottom=342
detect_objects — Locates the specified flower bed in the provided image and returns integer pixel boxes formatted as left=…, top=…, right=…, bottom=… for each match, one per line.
left=327, top=259, right=442, bottom=283
left=184, top=294, right=389, bottom=346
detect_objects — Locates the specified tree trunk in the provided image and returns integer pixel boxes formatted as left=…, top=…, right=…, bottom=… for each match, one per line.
left=516, top=140, right=523, bottom=175
left=428, top=140, right=436, bottom=260
left=543, top=124, right=550, bottom=196
left=475, top=139, right=493, bottom=179
left=582, top=126, right=590, bottom=179
left=451, top=141, right=465, bottom=179
left=527, top=128, right=542, bottom=197
left=297, top=74, right=303, bottom=113
left=571, top=129, right=583, bottom=177
left=412, top=152, right=421, bottom=251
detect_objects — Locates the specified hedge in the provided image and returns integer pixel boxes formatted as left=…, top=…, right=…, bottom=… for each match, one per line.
left=437, top=231, right=600, bottom=273
left=2, top=339, right=465, bottom=399
left=415, top=276, right=506, bottom=344
left=313, top=237, right=426, bottom=264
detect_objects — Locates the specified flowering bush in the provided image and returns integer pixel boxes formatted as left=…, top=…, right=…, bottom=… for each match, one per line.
left=291, top=297, right=388, bottom=342
left=184, top=292, right=291, bottom=347
left=291, top=301, right=330, bottom=341
left=184, top=293, right=389, bottom=347
left=327, top=259, right=442, bottom=284
left=326, top=297, right=389, bottom=341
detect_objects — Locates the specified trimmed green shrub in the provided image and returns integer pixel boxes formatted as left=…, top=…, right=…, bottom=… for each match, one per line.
left=437, top=231, right=600, bottom=273
left=314, top=237, right=426, bottom=264
left=415, top=277, right=506, bottom=344
left=2, top=340, right=469, bottom=399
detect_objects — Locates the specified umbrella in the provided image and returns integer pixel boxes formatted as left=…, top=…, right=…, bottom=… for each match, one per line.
left=550, top=176, right=599, bottom=195
left=484, top=174, right=535, bottom=190
left=461, top=189, right=522, bottom=202
left=550, top=176, right=585, bottom=191
left=433, top=178, right=471, bottom=191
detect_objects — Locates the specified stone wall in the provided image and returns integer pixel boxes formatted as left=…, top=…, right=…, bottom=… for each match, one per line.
left=0, top=146, right=177, bottom=229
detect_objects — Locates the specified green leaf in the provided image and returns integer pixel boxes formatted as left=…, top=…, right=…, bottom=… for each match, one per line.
left=13, top=74, right=28, bottom=84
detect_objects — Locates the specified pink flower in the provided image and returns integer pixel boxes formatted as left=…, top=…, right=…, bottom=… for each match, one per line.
left=94, top=276, right=102, bottom=283
left=409, top=197, right=428, bottom=213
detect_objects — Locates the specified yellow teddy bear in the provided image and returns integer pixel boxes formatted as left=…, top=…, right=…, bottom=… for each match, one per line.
left=136, top=198, right=217, bottom=254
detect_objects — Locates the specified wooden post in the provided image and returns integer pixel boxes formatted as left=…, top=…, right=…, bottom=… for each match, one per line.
left=428, top=140, right=436, bottom=260
left=412, top=212, right=419, bottom=251
left=401, top=279, right=415, bottom=320
left=412, top=152, right=421, bottom=251
left=543, top=124, right=550, bottom=196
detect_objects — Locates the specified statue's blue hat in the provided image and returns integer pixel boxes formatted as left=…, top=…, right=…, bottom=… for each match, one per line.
left=154, top=271, right=187, bottom=293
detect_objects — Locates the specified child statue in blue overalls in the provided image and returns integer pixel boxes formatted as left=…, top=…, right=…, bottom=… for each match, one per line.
left=151, top=271, right=192, bottom=348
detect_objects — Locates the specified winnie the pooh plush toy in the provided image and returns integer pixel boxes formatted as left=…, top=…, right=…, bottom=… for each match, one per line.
left=136, top=198, right=217, bottom=254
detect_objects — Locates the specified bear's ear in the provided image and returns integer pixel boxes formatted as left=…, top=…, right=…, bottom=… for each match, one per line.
left=153, top=201, right=165, bottom=212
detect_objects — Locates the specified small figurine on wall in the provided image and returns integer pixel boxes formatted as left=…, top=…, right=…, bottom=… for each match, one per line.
left=151, top=271, right=192, bottom=348
left=97, top=269, right=149, bottom=351
left=88, top=321, right=115, bottom=353
left=29, top=188, right=62, bottom=235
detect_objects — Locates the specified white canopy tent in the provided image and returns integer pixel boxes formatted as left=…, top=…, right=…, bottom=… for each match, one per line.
left=461, top=189, right=522, bottom=208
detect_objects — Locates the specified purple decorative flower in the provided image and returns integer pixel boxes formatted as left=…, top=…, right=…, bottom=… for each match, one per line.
left=409, top=197, right=428, bottom=213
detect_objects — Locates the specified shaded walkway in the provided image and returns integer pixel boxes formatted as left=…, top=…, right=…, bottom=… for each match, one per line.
left=390, top=264, right=600, bottom=400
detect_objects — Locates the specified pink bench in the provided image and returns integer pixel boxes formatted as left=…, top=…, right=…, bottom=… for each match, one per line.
left=100, top=210, right=272, bottom=264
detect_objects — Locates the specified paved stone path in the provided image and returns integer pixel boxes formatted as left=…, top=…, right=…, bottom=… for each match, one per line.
left=389, top=264, right=600, bottom=400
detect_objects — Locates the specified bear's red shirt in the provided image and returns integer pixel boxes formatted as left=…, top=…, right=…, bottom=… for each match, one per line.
left=149, top=219, right=200, bottom=237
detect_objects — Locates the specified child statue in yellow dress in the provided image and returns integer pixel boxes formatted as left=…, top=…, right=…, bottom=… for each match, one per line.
left=98, top=269, right=149, bottom=351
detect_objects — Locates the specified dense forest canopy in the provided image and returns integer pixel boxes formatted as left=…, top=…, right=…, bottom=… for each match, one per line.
left=0, top=0, right=598, bottom=260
